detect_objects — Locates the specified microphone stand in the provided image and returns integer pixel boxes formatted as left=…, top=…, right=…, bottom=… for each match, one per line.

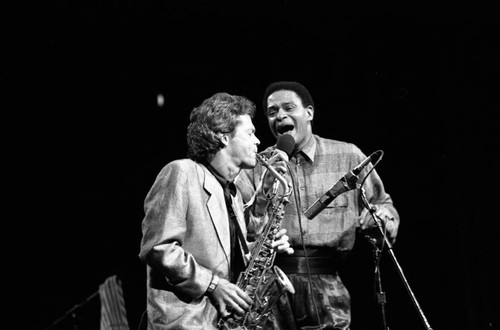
left=364, top=231, right=389, bottom=330
left=43, top=290, right=99, bottom=330
left=359, top=186, right=433, bottom=330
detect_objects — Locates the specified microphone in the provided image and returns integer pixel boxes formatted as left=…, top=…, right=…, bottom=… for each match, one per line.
left=270, top=134, right=295, bottom=194
left=275, top=133, right=295, bottom=158
left=304, top=150, right=382, bottom=220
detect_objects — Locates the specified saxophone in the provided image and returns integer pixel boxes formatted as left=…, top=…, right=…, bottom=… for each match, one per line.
left=218, top=153, right=295, bottom=330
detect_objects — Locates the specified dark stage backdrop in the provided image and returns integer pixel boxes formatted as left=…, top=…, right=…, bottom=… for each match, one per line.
left=5, top=1, right=498, bottom=330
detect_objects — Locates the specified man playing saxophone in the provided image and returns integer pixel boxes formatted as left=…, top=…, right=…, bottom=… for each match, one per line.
left=139, top=92, right=293, bottom=330
left=219, top=133, right=297, bottom=330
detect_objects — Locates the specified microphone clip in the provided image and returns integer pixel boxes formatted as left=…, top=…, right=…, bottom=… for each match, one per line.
left=341, top=171, right=360, bottom=191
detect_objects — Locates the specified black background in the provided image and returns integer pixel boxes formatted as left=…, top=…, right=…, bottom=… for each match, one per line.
left=4, top=1, right=498, bottom=330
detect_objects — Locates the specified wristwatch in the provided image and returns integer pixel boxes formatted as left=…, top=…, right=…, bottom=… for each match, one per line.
left=206, top=274, right=220, bottom=294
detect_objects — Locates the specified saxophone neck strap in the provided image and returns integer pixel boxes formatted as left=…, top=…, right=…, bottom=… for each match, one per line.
left=203, top=161, right=250, bottom=256
left=229, top=206, right=250, bottom=255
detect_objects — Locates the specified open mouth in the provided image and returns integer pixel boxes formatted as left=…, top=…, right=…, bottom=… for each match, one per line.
left=277, top=124, right=294, bottom=135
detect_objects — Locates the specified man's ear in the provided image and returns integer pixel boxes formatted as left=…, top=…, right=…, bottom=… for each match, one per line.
left=306, top=106, right=314, bottom=122
left=220, top=133, right=229, bottom=146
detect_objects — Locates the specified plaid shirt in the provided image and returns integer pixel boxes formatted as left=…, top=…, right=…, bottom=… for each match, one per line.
left=236, top=134, right=398, bottom=252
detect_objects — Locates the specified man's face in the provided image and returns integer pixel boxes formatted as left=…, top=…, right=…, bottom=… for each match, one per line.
left=226, top=114, right=260, bottom=169
left=266, top=90, right=314, bottom=151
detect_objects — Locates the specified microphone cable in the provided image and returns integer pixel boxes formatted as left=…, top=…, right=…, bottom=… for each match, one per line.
left=358, top=150, right=387, bottom=254
left=356, top=150, right=391, bottom=311
left=358, top=150, right=384, bottom=188
left=287, top=149, right=385, bottom=329
left=286, top=160, right=323, bottom=329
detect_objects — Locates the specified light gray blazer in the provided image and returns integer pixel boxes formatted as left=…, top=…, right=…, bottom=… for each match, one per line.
left=139, top=159, right=255, bottom=329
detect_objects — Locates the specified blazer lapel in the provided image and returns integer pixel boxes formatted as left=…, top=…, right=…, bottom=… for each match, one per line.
left=200, top=164, right=231, bottom=259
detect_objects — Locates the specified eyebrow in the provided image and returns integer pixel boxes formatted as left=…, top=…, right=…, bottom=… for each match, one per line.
left=240, top=122, right=255, bottom=132
left=269, top=101, right=295, bottom=108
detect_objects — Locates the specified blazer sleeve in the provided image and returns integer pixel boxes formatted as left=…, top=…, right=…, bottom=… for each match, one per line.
left=139, top=161, right=212, bottom=299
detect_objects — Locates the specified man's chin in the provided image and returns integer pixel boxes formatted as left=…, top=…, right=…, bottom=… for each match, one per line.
left=241, top=160, right=258, bottom=169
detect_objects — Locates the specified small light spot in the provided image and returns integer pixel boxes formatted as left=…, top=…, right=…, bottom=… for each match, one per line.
left=157, top=93, right=165, bottom=107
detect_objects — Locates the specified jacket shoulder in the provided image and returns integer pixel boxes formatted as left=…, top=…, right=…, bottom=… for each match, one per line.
left=161, top=158, right=198, bottom=172
left=154, top=158, right=204, bottom=183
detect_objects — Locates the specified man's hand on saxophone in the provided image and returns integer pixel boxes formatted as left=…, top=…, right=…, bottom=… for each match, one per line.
left=209, top=229, right=293, bottom=320
left=251, top=149, right=291, bottom=217
left=209, top=277, right=253, bottom=319
left=260, top=149, right=289, bottom=195
left=272, top=228, right=294, bottom=255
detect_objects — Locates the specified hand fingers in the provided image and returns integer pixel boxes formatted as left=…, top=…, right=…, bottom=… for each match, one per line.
left=267, top=151, right=289, bottom=174
left=218, top=286, right=252, bottom=318
left=276, top=241, right=293, bottom=254
left=360, top=205, right=394, bottom=228
left=374, top=207, right=393, bottom=221
left=275, top=228, right=287, bottom=239
left=271, top=235, right=293, bottom=254
left=272, top=161, right=288, bottom=174
left=271, top=228, right=294, bottom=254
left=271, top=230, right=288, bottom=247
left=272, top=237, right=290, bottom=250
left=220, top=309, right=231, bottom=319
left=385, top=220, right=395, bottom=233
left=236, top=287, right=253, bottom=305
left=224, top=291, right=252, bottom=316
left=376, top=212, right=395, bottom=225
left=269, top=149, right=289, bottom=162
left=217, top=302, right=228, bottom=316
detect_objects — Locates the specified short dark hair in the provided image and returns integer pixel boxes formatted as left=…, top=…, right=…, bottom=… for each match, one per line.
left=262, top=81, right=315, bottom=114
left=187, top=92, right=256, bottom=162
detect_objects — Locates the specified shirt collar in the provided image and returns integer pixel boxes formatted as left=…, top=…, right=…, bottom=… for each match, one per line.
left=295, top=134, right=316, bottom=163
left=203, top=162, right=236, bottom=197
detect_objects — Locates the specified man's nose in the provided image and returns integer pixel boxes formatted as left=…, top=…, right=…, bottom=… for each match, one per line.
left=276, top=108, right=287, bottom=120
left=254, top=136, right=260, bottom=145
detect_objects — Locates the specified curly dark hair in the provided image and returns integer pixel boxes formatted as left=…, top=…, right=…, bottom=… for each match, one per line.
left=187, top=92, right=256, bottom=162
left=262, top=81, right=315, bottom=113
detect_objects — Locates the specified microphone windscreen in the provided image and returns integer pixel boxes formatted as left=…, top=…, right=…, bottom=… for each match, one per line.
left=276, top=134, right=295, bottom=158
